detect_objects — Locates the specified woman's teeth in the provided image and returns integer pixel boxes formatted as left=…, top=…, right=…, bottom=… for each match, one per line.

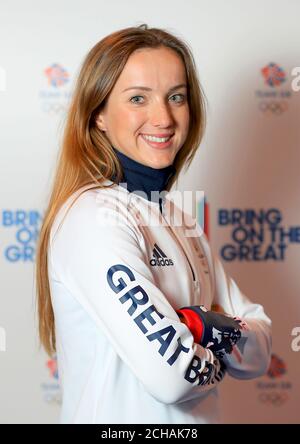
left=142, top=134, right=172, bottom=143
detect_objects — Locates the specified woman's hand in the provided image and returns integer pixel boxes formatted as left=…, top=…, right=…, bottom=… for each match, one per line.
left=176, top=305, right=244, bottom=358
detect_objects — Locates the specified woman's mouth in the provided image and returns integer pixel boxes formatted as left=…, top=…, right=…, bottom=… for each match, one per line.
left=140, top=133, right=174, bottom=149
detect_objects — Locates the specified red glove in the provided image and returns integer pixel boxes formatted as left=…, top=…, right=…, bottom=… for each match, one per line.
left=176, top=305, right=244, bottom=358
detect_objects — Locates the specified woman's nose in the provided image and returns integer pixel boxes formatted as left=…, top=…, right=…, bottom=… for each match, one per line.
left=149, top=101, right=175, bottom=127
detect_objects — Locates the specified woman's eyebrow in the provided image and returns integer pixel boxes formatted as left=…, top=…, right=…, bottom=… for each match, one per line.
left=122, top=83, right=187, bottom=93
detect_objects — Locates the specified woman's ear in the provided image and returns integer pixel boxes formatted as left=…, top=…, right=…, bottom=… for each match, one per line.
left=95, top=113, right=107, bottom=132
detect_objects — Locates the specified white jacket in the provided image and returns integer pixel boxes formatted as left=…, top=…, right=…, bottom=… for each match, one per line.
left=48, top=180, right=272, bottom=424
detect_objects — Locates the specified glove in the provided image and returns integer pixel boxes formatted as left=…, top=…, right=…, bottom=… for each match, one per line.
left=176, top=305, right=243, bottom=358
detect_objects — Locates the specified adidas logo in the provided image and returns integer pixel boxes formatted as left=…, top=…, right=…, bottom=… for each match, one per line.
left=150, top=243, right=174, bottom=267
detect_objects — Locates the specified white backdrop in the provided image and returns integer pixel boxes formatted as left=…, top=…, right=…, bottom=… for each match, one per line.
left=0, top=0, right=299, bottom=424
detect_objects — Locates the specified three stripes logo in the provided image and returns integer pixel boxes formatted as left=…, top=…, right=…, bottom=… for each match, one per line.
left=150, top=243, right=174, bottom=267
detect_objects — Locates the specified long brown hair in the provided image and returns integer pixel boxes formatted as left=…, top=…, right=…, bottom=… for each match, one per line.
left=36, top=23, right=207, bottom=356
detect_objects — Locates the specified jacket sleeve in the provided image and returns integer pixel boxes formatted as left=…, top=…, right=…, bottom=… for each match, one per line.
left=199, top=231, right=272, bottom=380
left=48, top=191, right=226, bottom=405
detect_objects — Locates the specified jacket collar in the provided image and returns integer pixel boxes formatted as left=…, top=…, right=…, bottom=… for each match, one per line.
left=111, top=146, right=176, bottom=205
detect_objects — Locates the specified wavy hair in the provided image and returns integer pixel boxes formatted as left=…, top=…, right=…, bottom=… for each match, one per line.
left=35, top=23, right=207, bottom=356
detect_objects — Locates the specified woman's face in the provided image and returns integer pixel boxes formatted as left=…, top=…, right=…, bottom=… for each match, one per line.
left=96, top=46, right=190, bottom=169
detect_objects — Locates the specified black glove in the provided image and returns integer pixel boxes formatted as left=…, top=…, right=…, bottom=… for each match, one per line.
left=176, top=305, right=243, bottom=358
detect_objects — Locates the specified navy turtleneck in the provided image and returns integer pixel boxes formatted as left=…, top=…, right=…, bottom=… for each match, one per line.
left=111, top=146, right=176, bottom=212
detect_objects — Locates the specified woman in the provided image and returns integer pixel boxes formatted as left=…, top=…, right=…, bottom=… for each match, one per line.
left=36, top=24, right=272, bottom=424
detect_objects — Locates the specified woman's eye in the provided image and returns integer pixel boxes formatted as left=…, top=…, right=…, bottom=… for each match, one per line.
left=130, top=96, right=144, bottom=104
left=170, top=94, right=186, bottom=103
left=129, top=94, right=186, bottom=104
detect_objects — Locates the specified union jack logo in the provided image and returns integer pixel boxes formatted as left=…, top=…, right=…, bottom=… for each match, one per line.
left=267, top=353, right=287, bottom=378
left=46, top=354, right=59, bottom=380
left=261, top=62, right=286, bottom=87
left=44, top=63, right=70, bottom=88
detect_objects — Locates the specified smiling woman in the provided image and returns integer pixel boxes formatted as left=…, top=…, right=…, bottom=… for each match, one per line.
left=35, top=23, right=272, bottom=425
left=94, top=46, right=190, bottom=169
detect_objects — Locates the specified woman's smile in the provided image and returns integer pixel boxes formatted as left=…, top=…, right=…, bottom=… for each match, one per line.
left=140, top=133, right=175, bottom=149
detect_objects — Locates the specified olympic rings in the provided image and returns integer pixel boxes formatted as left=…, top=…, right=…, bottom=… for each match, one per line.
left=258, top=101, right=289, bottom=115
left=258, top=391, right=289, bottom=406
left=41, top=102, right=68, bottom=114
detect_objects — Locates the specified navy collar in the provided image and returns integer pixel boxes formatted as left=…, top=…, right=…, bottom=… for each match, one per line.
left=111, top=147, right=176, bottom=206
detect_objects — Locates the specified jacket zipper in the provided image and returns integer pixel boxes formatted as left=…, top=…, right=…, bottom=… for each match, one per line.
left=160, top=197, right=196, bottom=282
left=166, top=224, right=196, bottom=282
